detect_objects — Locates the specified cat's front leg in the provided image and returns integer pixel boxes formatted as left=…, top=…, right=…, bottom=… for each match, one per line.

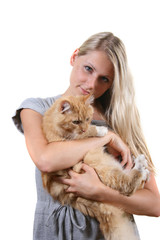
left=134, top=154, right=150, bottom=182
left=95, top=126, right=108, bottom=137
left=85, top=125, right=108, bottom=138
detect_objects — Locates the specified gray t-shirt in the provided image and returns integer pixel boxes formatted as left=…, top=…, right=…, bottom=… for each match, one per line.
left=12, top=95, right=105, bottom=240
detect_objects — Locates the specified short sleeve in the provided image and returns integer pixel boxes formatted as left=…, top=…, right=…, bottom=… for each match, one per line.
left=12, top=95, right=61, bottom=134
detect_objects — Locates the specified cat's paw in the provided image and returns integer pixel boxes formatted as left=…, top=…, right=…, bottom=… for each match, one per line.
left=134, top=155, right=148, bottom=170
left=134, top=155, right=150, bottom=181
left=96, top=126, right=108, bottom=137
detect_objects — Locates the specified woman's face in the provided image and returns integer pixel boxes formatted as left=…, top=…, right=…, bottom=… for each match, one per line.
left=68, top=50, right=114, bottom=99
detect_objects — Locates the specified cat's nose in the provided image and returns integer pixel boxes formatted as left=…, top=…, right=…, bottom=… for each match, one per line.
left=81, top=129, right=86, bottom=133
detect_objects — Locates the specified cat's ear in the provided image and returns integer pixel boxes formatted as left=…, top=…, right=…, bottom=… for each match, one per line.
left=84, top=94, right=94, bottom=105
left=60, top=101, right=72, bottom=114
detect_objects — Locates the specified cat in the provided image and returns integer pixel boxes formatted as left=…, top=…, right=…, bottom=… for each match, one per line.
left=41, top=94, right=149, bottom=240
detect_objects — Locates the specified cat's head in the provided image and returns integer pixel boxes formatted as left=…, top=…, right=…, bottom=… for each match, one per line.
left=57, top=95, right=94, bottom=138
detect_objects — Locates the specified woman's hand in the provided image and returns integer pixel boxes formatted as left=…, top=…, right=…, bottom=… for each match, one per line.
left=53, top=131, right=133, bottom=200
left=106, top=131, right=133, bottom=169
left=54, top=163, right=106, bottom=201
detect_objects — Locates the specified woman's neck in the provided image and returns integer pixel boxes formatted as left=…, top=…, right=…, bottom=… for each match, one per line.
left=92, top=107, right=105, bottom=121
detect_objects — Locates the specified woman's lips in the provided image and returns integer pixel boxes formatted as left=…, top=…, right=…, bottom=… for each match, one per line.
left=80, top=87, right=90, bottom=95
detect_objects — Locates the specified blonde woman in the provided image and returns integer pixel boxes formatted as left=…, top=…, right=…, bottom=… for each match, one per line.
left=13, top=32, right=160, bottom=240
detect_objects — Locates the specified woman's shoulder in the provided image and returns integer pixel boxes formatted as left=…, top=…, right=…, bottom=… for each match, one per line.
left=19, top=95, right=61, bottom=114
left=12, top=94, right=62, bottom=133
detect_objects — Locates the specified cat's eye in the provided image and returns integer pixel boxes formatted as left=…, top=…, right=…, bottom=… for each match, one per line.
left=72, top=120, right=81, bottom=125
left=86, top=118, right=90, bottom=121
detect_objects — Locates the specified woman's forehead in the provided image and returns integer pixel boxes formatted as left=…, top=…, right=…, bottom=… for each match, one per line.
left=80, top=50, right=111, bottom=64
left=81, top=51, right=114, bottom=77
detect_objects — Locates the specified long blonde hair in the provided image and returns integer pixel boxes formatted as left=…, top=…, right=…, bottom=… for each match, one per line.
left=78, top=32, right=154, bottom=172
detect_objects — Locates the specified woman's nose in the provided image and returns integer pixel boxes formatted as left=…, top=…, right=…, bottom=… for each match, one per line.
left=85, top=76, right=97, bottom=90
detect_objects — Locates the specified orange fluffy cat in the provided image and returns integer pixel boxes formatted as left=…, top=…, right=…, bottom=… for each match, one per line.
left=41, top=95, right=149, bottom=240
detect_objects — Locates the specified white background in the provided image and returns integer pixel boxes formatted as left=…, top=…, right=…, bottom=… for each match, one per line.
left=0, top=0, right=160, bottom=239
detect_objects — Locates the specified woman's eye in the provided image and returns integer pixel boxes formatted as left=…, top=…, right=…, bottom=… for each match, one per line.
left=101, top=76, right=109, bottom=83
left=85, top=66, right=92, bottom=72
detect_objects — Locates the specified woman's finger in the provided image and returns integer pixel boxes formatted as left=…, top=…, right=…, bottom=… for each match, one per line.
left=53, top=176, right=71, bottom=185
left=108, top=131, right=133, bottom=169
left=68, top=169, right=79, bottom=177
left=120, top=151, right=128, bottom=167
left=80, top=163, right=93, bottom=172
left=120, top=151, right=133, bottom=170
left=125, top=153, right=133, bottom=170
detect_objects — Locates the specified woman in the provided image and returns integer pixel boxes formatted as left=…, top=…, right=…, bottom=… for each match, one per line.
left=13, top=32, right=160, bottom=240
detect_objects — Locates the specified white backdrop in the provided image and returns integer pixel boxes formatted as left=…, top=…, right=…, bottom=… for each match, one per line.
left=0, top=0, right=160, bottom=239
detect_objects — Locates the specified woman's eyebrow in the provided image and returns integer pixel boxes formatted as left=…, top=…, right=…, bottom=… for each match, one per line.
left=86, top=61, right=114, bottom=81
left=86, top=62, right=96, bottom=71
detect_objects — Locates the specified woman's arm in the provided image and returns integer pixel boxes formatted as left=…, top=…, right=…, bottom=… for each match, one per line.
left=21, top=109, right=132, bottom=172
left=114, top=173, right=160, bottom=217
left=61, top=164, right=160, bottom=217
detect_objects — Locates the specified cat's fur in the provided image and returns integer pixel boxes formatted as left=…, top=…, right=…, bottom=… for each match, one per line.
left=41, top=95, right=149, bottom=240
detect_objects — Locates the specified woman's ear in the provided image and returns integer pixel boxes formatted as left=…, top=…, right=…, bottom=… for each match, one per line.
left=70, top=48, right=79, bottom=66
